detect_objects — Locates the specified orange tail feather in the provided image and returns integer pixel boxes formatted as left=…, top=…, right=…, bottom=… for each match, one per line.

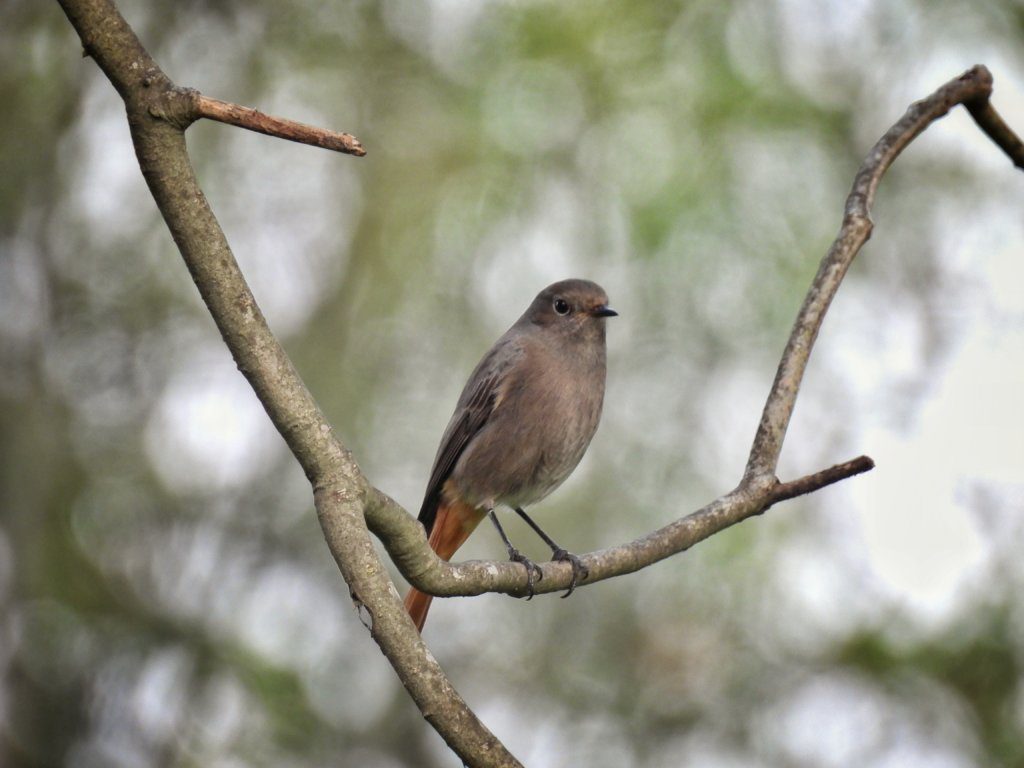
left=403, top=587, right=434, bottom=634
left=404, top=497, right=485, bottom=633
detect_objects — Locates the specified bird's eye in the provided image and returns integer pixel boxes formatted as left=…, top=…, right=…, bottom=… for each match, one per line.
left=553, top=298, right=571, bottom=316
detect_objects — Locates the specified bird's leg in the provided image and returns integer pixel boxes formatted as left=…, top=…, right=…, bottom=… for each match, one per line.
left=488, top=509, right=543, bottom=600
left=514, top=507, right=589, bottom=598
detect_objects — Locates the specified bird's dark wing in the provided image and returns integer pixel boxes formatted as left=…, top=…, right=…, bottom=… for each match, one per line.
left=418, top=340, right=522, bottom=534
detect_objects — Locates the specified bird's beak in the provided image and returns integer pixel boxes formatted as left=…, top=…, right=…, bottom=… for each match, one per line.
left=590, top=304, right=618, bottom=318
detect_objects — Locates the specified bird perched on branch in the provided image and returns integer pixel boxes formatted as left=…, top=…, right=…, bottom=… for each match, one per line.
left=404, top=279, right=616, bottom=632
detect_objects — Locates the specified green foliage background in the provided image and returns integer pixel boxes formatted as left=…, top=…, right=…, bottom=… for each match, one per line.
left=2, top=1, right=1023, bottom=766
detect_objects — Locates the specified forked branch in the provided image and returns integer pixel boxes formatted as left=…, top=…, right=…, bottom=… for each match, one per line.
left=52, top=2, right=1024, bottom=762
left=380, top=65, right=1021, bottom=603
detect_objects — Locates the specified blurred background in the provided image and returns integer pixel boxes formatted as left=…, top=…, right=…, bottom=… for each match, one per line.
left=2, top=0, right=1023, bottom=765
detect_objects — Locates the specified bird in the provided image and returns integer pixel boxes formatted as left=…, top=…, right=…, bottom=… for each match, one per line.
left=404, top=278, right=616, bottom=632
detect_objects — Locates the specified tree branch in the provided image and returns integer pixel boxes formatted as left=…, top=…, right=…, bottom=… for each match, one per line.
left=769, top=456, right=875, bottom=505
left=376, top=64, right=1021, bottom=602
left=55, top=5, right=1023, bottom=761
left=964, top=93, right=1024, bottom=169
left=367, top=456, right=874, bottom=600
left=744, top=65, right=1016, bottom=480
left=193, top=93, right=366, bottom=156
left=56, top=1, right=518, bottom=766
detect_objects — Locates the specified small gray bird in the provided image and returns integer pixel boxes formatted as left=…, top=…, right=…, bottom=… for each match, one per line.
left=404, top=279, right=616, bottom=632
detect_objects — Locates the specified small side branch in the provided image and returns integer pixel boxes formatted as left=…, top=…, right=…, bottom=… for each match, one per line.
left=769, top=455, right=875, bottom=505
left=965, top=96, right=1024, bottom=169
left=194, top=93, right=366, bottom=156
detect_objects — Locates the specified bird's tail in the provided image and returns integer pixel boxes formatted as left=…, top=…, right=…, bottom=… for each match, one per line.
left=404, top=497, right=485, bottom=633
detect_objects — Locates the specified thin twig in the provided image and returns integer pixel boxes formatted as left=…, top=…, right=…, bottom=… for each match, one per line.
left=965, top=96, right=1024, bottom=169
left=769, top=456, right=875, bottom=505
left=194, top=93, right=366, bottom=156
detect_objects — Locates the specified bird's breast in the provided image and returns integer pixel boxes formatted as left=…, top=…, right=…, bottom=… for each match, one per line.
left=450, top=341, right=606, bottom=510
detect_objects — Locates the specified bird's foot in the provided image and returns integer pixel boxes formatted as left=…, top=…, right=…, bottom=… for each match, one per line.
left=508, top=548, right=543, bottom=600
left=552, top=549, right=589, bottom=598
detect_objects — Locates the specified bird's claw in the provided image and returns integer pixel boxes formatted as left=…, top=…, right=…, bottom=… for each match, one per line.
left=552, top=548, right=588, bottom=598
left=508, top=549, right=543, bottom=600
